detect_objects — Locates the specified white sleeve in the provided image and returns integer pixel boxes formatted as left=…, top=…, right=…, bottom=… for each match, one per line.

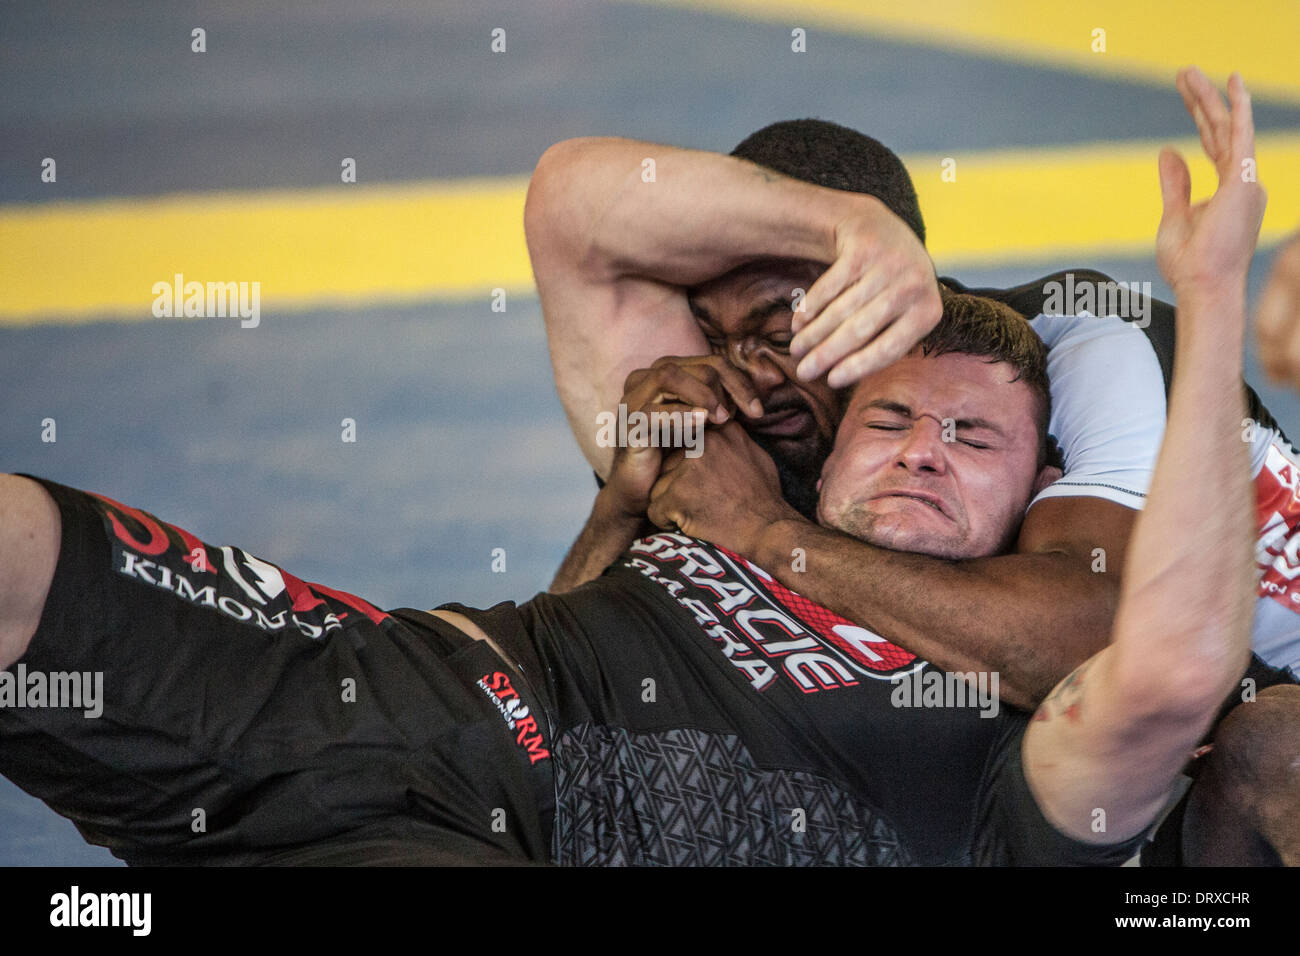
left=1028, top=313, right=1167, bottom=511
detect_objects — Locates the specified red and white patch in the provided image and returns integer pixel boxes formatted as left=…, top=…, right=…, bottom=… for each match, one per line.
left=1255, top=440, right=1300, bottom=613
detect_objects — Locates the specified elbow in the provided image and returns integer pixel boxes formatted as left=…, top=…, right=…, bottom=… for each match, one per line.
left=526, top=138, right=607, bottom=216
left=524, top=137, right=613, bottom=273
left=1111, top=638, right=1251, bottom=723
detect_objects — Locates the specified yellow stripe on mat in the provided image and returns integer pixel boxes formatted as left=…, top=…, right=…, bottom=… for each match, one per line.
left=0, top=177, right=533, bottom=326
left=920, top=132, right=1300, bottom=269
left=625, top=0, right=1300, bottom=104
left=1, top=135, right=1297, bottom=325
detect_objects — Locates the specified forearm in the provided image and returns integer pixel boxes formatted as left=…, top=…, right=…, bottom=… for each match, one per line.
left=550, top=488, right=649, bottom=593
left=1109, top=287, right=1254, bottom=705
left=528, top=136, right=869, bottom=286
left=754, top=520, right=1113, bottom=709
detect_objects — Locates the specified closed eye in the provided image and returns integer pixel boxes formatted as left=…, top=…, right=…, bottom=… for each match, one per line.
left=868, top=422, right=991, bottom=449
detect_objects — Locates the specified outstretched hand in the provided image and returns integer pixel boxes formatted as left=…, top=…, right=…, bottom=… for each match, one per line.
left=1156, top=68, right=1267, bottom=297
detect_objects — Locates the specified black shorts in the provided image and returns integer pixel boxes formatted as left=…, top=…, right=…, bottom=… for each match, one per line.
left=973, top=714, right=1148, bottom=866
left=0, top=477, right=555, bottom=865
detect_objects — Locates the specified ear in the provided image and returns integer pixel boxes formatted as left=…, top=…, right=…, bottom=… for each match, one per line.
left=1031, top=463, right=1063, bottom=497
left=816, top=476, right=824, bottom=493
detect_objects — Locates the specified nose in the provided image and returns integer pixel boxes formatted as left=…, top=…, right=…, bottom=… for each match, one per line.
left=726, top=337, right=789, bottom=397
left=895, top=416, right=948, bottom=475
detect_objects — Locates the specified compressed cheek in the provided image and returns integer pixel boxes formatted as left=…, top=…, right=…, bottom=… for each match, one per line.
left=813, top=387, right=845, bottom=432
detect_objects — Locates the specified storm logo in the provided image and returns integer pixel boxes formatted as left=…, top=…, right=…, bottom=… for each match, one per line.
left=476, top=671, right=550, bottom=765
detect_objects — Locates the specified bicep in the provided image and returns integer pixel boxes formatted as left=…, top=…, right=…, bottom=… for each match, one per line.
left=534, top=262, right=705, bottom=479
left=1017, top=496, right=1137, bottom=574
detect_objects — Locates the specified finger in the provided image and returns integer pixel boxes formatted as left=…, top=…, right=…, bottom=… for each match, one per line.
left=676, top=363, right=735, bottom=423
left=793, top=252, right=858, bottom=333
left=825, top=311, right=926, bottom=388
left=1227, top=72, right=1257, bottom=172
left=1180, top=68, right=1216, bottom=164
left=797, top=286, right=902, bottom=382
left=630, top=363, right=731, bottom=420
left=1187, top=66, right=1232, bottom=165
left=792, top=267, right=890, bottom=359
left=1177, top=68, right=1219, bottom=163
left=1158, top=147, right=1192, bottom=225
left=696, top=357, right=764, bottom=418
left=642, top=358, right=761, bottom=422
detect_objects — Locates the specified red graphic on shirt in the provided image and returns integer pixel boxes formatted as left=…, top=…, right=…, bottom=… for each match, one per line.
left=625, top=533, right=918, bottom=694
left=1254, top=441, right=1300, bottom=613
left=717, top=545, right=917, bottom=673
left=87, top=490, right=390, bottom=629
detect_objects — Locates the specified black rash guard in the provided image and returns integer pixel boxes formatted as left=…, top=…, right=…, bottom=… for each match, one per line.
left=442, top=532, right=1144, bottom=866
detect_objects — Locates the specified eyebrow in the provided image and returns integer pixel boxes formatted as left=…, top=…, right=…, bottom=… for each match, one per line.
left=688, top=295, right=794, bottom=332
left=862, top=398, right=1007, bottom=437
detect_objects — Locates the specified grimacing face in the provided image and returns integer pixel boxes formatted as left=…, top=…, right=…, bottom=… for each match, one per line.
left=816, top=350, right=1060, bottom=560
left=687, top=259, right=843, bottom=518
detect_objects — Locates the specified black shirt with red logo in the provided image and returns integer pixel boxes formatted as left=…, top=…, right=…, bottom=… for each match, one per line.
left=442, top=532, right=1063, bottom=866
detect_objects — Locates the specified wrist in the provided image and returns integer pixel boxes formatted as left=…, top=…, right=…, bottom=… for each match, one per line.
left=594, top=483, right=647, bottom=526
left=754, top=514, right=813, bottom=573
left=1171, top=273, right=1247, bottom=309
left=1173, top=285, right=1248, bottom=348
left=832, top=195, right=887, bottom=249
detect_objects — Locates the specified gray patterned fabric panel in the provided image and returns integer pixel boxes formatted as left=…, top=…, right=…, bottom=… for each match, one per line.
left=552, top=723, right=916, bottom=866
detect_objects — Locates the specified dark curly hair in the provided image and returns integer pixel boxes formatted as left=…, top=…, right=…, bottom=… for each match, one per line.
left=730, top=118, right=926, bottom=245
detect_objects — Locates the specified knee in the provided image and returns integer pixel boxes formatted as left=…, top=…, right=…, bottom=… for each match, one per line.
left=0, top=475, right=61, bottom=670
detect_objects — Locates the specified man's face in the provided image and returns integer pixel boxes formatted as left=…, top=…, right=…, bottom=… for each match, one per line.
left=816, top=350, right=1053, bottom=559
left=687, top=259, right=842, bottom=518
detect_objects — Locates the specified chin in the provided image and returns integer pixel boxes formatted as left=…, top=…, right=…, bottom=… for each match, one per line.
left=826, top=506, right=973, bottom=559
left=867, top=527, right=969, bottom=560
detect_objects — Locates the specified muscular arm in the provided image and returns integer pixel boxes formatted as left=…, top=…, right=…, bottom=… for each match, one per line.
left=1022, top=67, right=1263, bottom=844
left=524, top=136, right=936, bottom=477
left=749, top=497, right=1133, bottom=710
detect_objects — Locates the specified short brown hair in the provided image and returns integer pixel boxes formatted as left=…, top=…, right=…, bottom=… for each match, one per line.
left=919, top=290, right=1058, bottom=469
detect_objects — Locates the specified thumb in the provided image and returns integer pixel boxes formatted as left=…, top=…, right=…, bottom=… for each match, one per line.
left=1158, top=147, right=1191, bottom=224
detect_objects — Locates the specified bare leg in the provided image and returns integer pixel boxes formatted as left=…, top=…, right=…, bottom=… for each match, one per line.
left=0, top=475, right=61, bottom=670
left=1184, top=684, right=1300, bottom=866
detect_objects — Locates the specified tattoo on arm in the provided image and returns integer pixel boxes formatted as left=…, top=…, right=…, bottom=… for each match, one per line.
left=1032, top=659, right=1091, bottom=724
